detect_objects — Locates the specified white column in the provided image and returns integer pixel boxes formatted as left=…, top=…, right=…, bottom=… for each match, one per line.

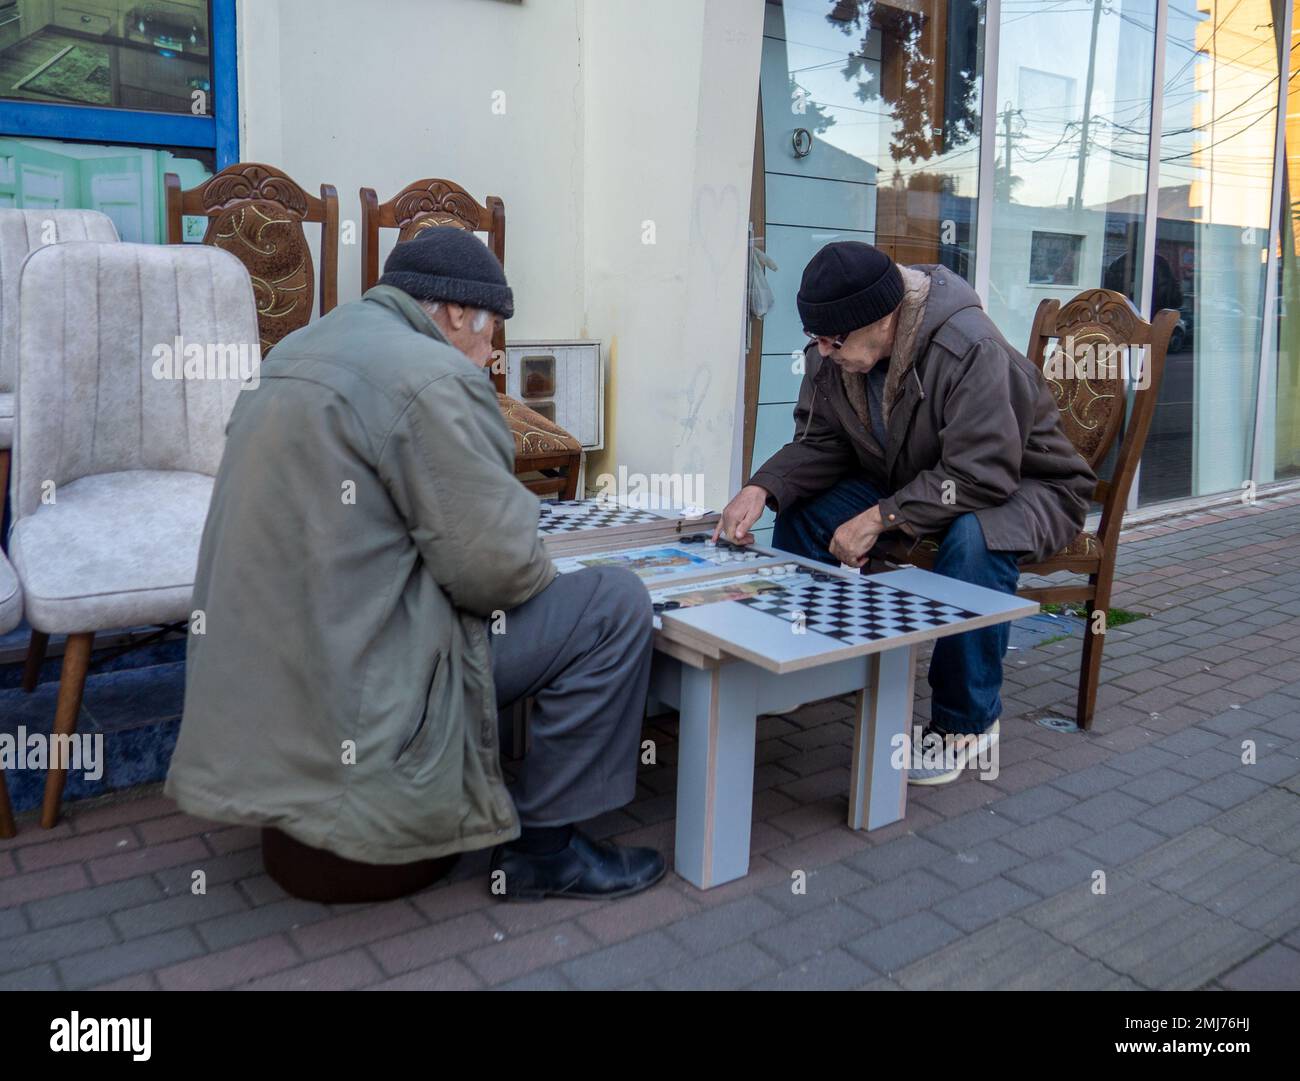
left=973, top=0, right=1002, bottom=304
left=1130, top=0, right=1170, bottom=512
left=1252, top=0, right=1295, bottom=486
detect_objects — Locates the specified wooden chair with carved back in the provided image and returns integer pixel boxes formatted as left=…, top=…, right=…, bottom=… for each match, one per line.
left=872, top=289, right=1175, bottom=731
left=165, top=163, right=339, bottom=355
left=360, top=178, right=581, bottom=500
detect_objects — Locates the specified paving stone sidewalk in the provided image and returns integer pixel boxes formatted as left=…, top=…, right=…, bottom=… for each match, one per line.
left=2, top=497, right=1299, bottom=991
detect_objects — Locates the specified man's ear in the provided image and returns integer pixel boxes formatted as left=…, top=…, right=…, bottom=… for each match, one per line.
left=444, top=302, right=468, bottom=331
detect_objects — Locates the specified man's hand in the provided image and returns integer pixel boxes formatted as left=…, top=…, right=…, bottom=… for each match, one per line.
left=713, top=484, right=769, bottom=545
left=829, top=506, right=886, bottom=567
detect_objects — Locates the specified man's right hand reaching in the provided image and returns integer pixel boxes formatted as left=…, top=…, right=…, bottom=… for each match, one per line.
left=712, top=484, right=770, bottom=545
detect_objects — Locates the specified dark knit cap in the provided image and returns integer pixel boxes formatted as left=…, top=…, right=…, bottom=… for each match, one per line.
left=378, top=226, right=514, bottom=318
left=797, top=241, right=903, bottom=336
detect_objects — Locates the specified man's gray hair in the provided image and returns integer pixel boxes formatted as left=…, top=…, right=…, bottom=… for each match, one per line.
left=420, top=299, right=491, bottom=333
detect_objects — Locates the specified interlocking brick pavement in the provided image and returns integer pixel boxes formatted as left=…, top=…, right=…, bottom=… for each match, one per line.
left=3, top=497, right=1300, bottom=989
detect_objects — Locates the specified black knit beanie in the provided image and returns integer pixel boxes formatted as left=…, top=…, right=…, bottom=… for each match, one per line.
left=797, top=241, right=903, bottom=336
left=378, top=226, right=514, bottom=318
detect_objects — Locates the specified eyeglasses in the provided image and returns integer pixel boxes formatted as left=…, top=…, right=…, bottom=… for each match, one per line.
left=804, top=329, right=846, bottom=350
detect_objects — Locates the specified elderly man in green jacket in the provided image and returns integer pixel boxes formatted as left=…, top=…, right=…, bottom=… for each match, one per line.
left=166, top=227, right=664, bottom=902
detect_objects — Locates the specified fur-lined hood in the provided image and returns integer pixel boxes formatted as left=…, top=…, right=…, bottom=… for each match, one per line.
left=845, top=264, right=990, bottom=427
left=839, top=264, right=931, bottom=435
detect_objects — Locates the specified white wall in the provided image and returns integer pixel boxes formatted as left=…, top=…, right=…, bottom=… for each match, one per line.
left=581, top=0, right=762, bottom=505
left=236, top=0, right=585, bottom=341
left=236, top=0, right=763, bottom=505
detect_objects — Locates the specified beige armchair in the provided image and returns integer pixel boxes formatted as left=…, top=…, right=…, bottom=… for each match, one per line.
left=0, top=209, right=120, bottom=505
left=7, top=240, right=258, bottom=828
left=0, top=211, right=115, bottom=836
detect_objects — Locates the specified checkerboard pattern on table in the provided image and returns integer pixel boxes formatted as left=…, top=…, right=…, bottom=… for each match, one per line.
left=736, top=571, right=981, bottom=645
left=536, top=500, right=664, bottom=535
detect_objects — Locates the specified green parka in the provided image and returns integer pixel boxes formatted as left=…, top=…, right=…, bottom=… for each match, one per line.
left=164, top=286, right=556, bottom=863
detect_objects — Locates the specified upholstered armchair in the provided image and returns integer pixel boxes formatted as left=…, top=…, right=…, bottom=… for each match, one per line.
left=7, top=241, right=258, bottom=828
left=360, top=178, right=582, bottom=499
left=165, top=162, right=338, bottom=355
left=0, top=210, right=121, bottom=512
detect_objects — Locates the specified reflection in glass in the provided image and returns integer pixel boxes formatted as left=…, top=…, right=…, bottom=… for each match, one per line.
left=521, top=356, right=557, bottom=400
left=0, top=136, right=213, bottom=242
left=1143, top=0, right=1279, bottom=503
left=987, top=0, right=1157, bottom=362
left=1029, top=231, right=1085, bottom=286
left=760, top=0, right=985, bottom=364
left=0, top=0, right=212, bottom=115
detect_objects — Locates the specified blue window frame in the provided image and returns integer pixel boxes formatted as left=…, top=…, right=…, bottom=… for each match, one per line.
left=0, top=0, right=237, bottom=167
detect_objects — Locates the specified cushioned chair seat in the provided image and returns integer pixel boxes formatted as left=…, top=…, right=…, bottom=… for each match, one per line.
left=497, top=393, right=581, bottom=458
left=0, top=551, right=20, bottom=634
left=8, top=470, right=213, bottom=634
left=261, top=828, right=456, bottom=903
left=0, top=389, right=11, bottom=447
left=1019, top=531, right=1104, bottom=575
left=871, top=529, right=1103, bottom=575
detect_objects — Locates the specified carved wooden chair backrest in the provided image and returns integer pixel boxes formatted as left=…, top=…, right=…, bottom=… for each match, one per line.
left=1025, top=288, right=1177, bottom=547
left=360, top=178, right=506, bottom=391
left=165, top=163, right=339, bottom=355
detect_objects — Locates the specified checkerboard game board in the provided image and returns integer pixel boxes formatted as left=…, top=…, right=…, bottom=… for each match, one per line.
left=537, top=500, right=663, bottom=535
left=735, top=571, right=981, bottom=646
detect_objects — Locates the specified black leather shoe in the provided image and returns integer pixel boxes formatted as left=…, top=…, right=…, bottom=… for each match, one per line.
left=489, top=830, right=666, bottom=902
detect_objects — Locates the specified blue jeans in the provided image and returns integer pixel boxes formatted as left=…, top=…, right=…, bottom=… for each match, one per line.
left=772, top=475, right=1020, bottom=735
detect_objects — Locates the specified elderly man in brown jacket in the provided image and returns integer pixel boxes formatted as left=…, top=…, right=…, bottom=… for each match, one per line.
left=717, top=241, right=1095, bottom=784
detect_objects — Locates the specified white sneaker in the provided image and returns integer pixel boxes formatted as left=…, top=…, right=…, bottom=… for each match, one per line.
left=906, top=720, right=1000, bottom=786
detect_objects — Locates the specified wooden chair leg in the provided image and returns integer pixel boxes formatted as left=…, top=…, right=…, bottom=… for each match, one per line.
left=40, top=631, right=94, bottom=829
left=22, top=630, right=49, bottom=693
left=0, top=767, right=15, bottom=839
left=1077, top=574, right=1108, bottom=731
left=561, top=453, right=581, bottom=500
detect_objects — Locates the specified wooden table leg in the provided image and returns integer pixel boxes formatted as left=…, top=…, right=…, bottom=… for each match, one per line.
left=673, top=661, right=758, bottom=890
left=848, top=645, right=916, bottom=831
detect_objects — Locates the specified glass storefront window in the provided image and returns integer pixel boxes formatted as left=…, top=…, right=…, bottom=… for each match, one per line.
left=743, top=0, right=1299, bottom=515
left=1142, top=0, right=1279, bottom=503
left=0, top=136, right=213, bottom=242
left=986, top=0, right=1157, bottom=359
left=0, top=1, right=212, bottom=116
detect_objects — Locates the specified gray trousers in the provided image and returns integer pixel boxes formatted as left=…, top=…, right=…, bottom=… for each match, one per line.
left=490, top=565, right=654, bottom=828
